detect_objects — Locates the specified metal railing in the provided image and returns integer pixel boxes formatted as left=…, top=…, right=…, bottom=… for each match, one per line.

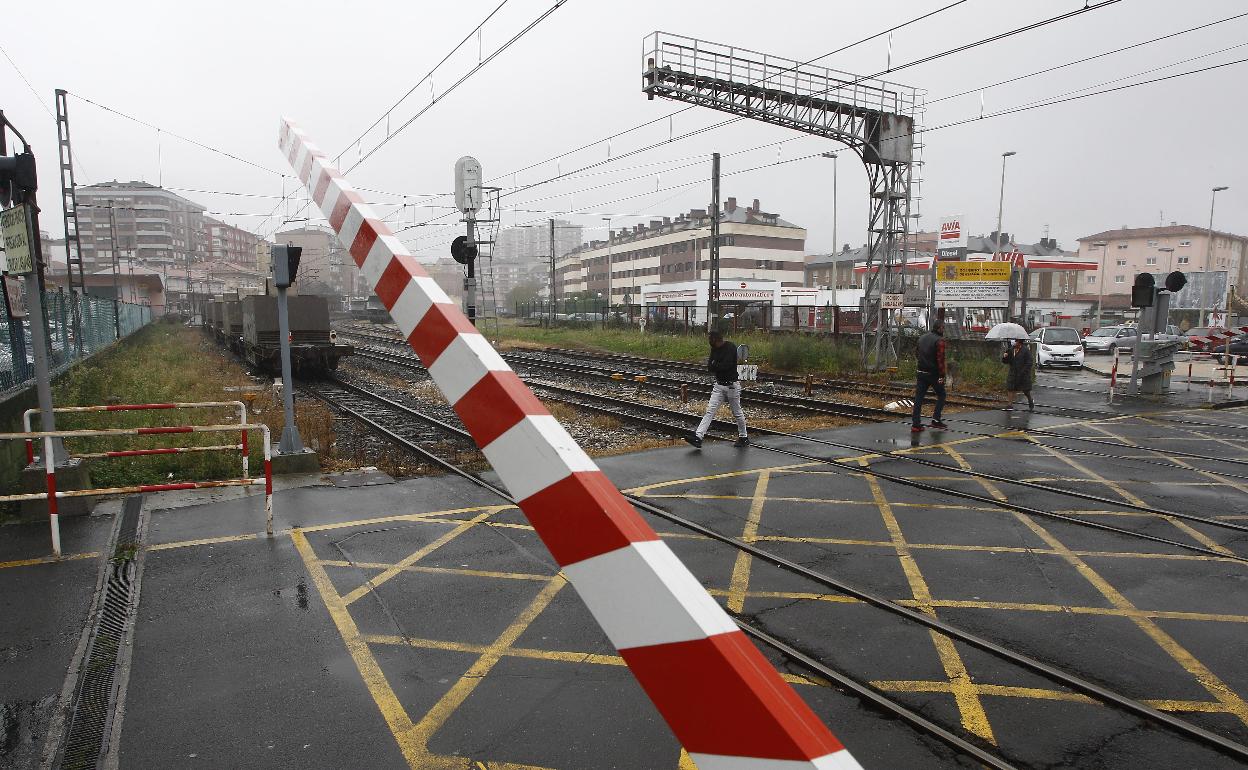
left=1, top=291, right=154, bottom=394
left=0, top=419, right=272, bottom=557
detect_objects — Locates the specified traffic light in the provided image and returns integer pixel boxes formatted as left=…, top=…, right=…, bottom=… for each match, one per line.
left=451, top=235, right=478, bottom=265
left=1164, top=270, right=1187, bottom=293
left=272, top=244, right=302, bottom=288
left=1131, top=272, right=1154, bottom=308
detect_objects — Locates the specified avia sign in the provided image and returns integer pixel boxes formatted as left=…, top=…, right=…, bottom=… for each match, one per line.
left=937, top=215, right=966, bottom=260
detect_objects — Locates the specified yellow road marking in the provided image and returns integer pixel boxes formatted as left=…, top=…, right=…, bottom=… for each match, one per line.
left=860, top=459, right=996, bottom=744
left=320, top=561, right=552, bottom=582
left=291, top=528, right=427, bottom=767
left=726, top=471, right=769, bottom=613
left=943, top=445, right=1248, bottom=728
left=341, top=510, right=496, bottom=606
left=0, top=551, right=98, bottom=569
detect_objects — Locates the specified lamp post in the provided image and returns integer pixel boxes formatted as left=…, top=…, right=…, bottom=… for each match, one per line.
left=1093, top=241, right=1109, bottom=330
left=602, top=217, right=612, bottom=312
left=996, top=151, right=1017, bottom=320
left=821, top=151, right=838, bottom=254
left=1199, top=185, right=1229, bottom=328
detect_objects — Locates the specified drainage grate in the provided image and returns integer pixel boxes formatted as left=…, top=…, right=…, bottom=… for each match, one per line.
left=56, top=496, right=144, bottom=770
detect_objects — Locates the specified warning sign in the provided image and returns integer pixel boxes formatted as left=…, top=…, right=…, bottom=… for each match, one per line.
left=1, top=205, right=33, bottom=275
left=934, top=261, right=1011, bottom=308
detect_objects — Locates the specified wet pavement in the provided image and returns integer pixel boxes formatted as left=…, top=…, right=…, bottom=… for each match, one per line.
left=3, top=381, right=1248, bottom=769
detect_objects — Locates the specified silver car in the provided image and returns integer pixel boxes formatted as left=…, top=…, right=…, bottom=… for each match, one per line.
left=1082, top=325, right=1138, bottom=355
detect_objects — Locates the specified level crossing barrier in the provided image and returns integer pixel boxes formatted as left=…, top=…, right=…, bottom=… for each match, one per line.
left=23, top=401, right=252, bottom=478
left=0, top=422, right=271, bottom=558
left=279, top=118, right=859, bottom=770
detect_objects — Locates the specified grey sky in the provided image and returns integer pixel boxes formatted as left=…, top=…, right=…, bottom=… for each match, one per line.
left=4, top=0, right=1245, bottom=259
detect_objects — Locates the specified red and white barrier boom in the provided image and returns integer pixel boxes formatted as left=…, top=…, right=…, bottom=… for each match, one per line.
left=278, top=119, right=858, bottom=769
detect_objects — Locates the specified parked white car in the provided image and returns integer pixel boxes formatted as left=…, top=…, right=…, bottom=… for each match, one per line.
left=1030, top=326, right=1085, bottom=368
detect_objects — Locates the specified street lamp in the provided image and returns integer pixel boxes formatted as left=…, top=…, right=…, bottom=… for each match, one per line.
left=995, top=151, right=1016, bottom=257
left=821, top=151, right=838, bottom=255
left=1199, top=185, right=1229, bottom=328
left=1093, top=240, right=1109, bottom=329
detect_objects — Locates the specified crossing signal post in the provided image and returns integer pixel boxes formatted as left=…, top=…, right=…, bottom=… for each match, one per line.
left=1129, top=271, right=1185, bottom=396
left=272, top=244, right=304, bottom=453
left=0, top=111, right=66, bottom=464
left=454, top=156, right=482, bottom=326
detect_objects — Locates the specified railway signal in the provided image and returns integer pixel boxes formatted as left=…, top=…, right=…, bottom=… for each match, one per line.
left=271, top=244, right=304, bottom=453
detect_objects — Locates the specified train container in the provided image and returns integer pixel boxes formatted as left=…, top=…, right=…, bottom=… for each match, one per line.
left=241, top=294, right=353, bottom=375
left=222, top=299, right=244, bottom=352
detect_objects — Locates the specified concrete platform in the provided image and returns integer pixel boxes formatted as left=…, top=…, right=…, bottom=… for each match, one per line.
left=4, top=396, right=1248, bottom=768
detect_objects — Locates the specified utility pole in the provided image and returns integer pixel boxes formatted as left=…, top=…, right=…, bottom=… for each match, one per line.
left=603, top=217, right=612, bottom=314
left=1199, top=185, right=1228, bottom=328
left=107, top=200, right=122, bottom=337
left=708, top=152, right=721, bottom=329
left=548, top=218, right=556, bottom=325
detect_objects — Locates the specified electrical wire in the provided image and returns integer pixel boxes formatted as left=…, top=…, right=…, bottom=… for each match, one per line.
left=334, top=0, right=514, bottom=164
left=928, top=9, right=1248, bottom=104
left=67, top=91, right=287, bottom=177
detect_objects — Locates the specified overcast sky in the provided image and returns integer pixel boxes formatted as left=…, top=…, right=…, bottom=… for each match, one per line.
left=5, top=0, right=1246, bottom=259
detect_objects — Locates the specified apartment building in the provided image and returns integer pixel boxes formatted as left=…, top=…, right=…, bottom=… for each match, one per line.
left=1076, top=224, right=1248, bottom=296
left=75, top=181, right=206, bottom=272
left=274, top=225, right=354, bottom=298
left=556, top=197, right=805, bottom=302
left=204, top=217, right=268, bottom=271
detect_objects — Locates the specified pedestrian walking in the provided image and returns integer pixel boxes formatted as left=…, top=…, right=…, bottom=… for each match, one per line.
left=685, top=329, right=748, bottom=448
left=1003, top=338, right=1035, bottom=411
left=911, top=321, right=948, bottom=433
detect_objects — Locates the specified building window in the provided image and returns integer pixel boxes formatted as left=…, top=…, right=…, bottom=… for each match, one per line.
left=1147, top=240, right=1158, bottom=247
left=1116, top=243, right=1128, bottom=249
left=1116, top=259, right=1127, bottom=267
left=1179, top=239, right=1192, bottom=246
left=1087, top=275, right=1096, bottom=284
left=1114, top=275, right=1125, bottom=283
left=1145, top=257, right=1157, bottom=265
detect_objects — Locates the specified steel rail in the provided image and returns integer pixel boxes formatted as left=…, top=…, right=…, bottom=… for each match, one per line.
left=303, top=374, right=1020, bottom=768
left=351, top=346, right=1248, bottom=549
left=308, top=373, right=1248, bottom=764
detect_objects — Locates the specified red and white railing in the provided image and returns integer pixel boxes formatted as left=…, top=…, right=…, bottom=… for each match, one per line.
left=0, top=423, right=272, bottom=558
left=1191, top=325, right=1248, bottom=351
left=24, top=401, right=251, bottom=478
left=278, top=118, right=859, bottom=769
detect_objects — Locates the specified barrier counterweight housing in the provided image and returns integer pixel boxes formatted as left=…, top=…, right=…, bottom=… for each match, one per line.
left=278, top=118, right=860, bottom=769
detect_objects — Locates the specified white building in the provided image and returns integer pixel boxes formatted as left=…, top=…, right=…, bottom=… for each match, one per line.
left=556, top=197, right=806, bottom=304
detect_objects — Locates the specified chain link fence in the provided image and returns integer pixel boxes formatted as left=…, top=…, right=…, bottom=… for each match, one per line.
left=1, top=289, right=153, bottom=394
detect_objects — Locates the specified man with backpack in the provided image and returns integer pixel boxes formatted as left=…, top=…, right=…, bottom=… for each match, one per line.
left=685, top=329, right=749, bottom=448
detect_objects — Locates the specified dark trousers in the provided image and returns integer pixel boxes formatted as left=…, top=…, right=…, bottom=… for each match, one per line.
left=912, top=371, right=946, bottom=427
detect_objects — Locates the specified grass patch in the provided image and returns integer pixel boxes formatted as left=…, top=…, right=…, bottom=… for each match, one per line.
left=494, top=320, right=1006, bottom=392
left=43, top=322, right=334, bottom=489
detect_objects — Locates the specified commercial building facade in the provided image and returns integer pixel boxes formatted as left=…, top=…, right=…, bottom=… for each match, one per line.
left=556, top=197, right=806, bottom=303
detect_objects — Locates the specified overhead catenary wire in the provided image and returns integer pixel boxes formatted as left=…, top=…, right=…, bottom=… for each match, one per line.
left=392, top=0, right=1125, bottom=242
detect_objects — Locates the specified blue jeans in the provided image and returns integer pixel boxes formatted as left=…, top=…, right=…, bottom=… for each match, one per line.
left=912, top=372, right=946, bottom=427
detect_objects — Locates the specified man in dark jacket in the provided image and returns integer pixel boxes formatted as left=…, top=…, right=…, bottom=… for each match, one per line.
left=911, top=321, right=948, bottom=433
left=686, top=330, right=748, bottom=448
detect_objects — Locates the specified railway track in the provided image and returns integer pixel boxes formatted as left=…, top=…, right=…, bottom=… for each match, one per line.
left=304, top=370, right=1248, bottom=769
left=345, top=344, right=1248, bottom=555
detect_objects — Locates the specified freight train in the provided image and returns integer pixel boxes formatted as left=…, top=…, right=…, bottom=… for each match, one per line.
left=205, top=294, right=352, bottom=376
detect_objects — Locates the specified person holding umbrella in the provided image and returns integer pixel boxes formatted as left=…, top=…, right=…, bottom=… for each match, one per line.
left=1002, top=337, right=1035, bottom=411
left=986, top=322, right=1035, bottom=412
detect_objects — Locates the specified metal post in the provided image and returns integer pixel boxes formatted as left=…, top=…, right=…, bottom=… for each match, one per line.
left=1094, top=241, right=1108, bottom=330
left=548, top=218, right=556, bottom=325
left=107, top=200, right=122, bottom=338
left=603, top=217, right=612, bottom=316
left=1199, top=186, right=1228, bottom=329
left=275, top=284, right=304, bottom=453
left=465, top=217, right=477, bottom=326
left=709, top=152, right=721, bottom=329
left=996, top=151, right=1016, bottom=317
left=821, top=151, right=838, bottom=255
left=23, top=203, right=67, bottom=463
